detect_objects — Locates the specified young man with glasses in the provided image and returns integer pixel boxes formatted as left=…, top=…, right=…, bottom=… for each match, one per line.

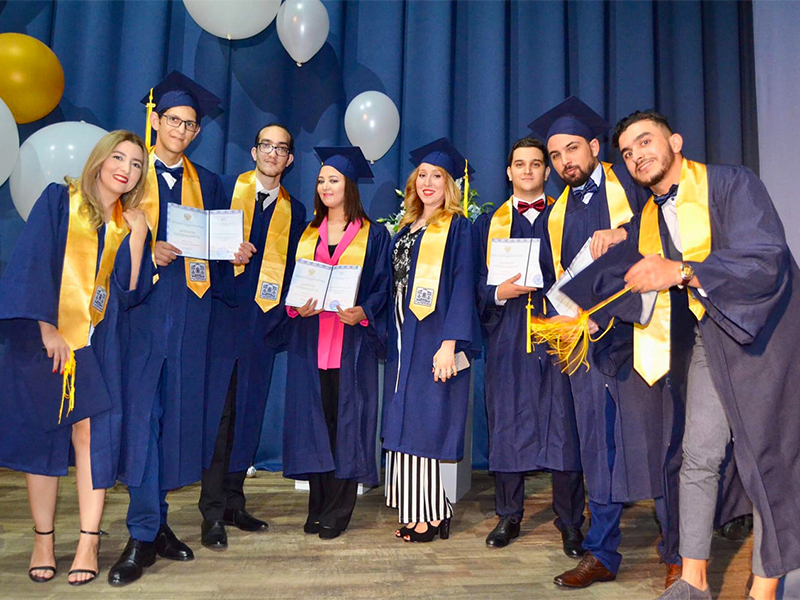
left=198, top=124, right=306, bottom=549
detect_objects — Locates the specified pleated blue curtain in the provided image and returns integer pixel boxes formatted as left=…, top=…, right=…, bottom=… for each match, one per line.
left=0, top=0, right=758, bottom=470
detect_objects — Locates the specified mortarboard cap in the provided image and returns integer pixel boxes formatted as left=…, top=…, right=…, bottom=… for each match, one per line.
left=315, top=146, right=374, bottom=182
left=140, top=70, right=222, bottom=121
left=409, top=137, right=475, bottom=180
left=528, top=96, right=610, bottom=144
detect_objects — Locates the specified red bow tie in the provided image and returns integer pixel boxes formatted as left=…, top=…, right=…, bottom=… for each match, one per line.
left=517, top=198, right=546, bottom=214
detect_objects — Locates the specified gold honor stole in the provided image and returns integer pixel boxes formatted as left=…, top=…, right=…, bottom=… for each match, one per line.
left=634, top=159, right=711, bottom=385
left=410, top=213, right=454, bottom=321
left=548, top=162, right=633, bottom=280
left=141, top=152, right=210, bottom=298
left=229, top=171, right=293, bottom=312
left=296, top=218, right=371, bottom=277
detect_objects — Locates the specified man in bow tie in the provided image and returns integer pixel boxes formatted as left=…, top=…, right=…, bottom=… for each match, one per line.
left=474, top=137, right=586, bottom=556
left=198, top=124, right=306, bottom=550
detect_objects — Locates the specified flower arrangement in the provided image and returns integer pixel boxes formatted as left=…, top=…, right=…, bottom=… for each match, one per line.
left=378, top=186, right=494, bottom=234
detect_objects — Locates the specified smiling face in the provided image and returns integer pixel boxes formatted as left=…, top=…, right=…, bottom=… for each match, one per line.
left=617, top=119, right=683, bottom=190
left=547, top=134, right=599, bottom=188
left=151, top=105, right=199, bottom=157
left=507, top=146, right=549, bottom=196
left=415, top=162, right=447, bottom=209
left=96, top=141, right=145, bottom=200
left=317, top=165, right=347, bottom=211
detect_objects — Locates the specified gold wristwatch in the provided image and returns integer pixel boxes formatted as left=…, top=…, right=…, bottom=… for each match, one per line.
left=679, top=262, right=694, bottom=286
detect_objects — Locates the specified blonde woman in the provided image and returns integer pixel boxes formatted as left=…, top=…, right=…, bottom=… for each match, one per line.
left=382, top=138, right=481, bottom=542
left=0, top=130, right=154, bottom=585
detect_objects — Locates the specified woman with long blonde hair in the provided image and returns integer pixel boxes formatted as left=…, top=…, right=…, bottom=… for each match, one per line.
left=0, top=130, right=154, bottom=585
left=382, top=138, right=481, bottom=543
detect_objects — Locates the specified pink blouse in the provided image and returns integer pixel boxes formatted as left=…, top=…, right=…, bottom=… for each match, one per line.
left=287, top=217, right=369, bottom=369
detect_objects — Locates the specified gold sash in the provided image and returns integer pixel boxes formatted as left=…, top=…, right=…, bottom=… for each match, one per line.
left=485, top=195, right=555, bottom=266
left=229, top=171, right=293, bottom=312
left=548, top=162, right=633, bottom=279
left=140, top=153, right=210, bottom=298
left=410, top=213, right=454, bottom=321
left=634, top=159, right=712, bottom=385
left=59, top=186, right=128, bottom=350
left=296, top=219, right=371, bottom=268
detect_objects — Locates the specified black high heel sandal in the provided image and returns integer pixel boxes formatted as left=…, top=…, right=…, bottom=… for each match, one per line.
left=438, top=517, right=452, bottom=540
left=394, top=523, right=416, bottom=538
left=402, top=522, right=440, bottom=543
left=68, top=529, right=103, bottom=586
left=28, top=527, right=57, bottom=583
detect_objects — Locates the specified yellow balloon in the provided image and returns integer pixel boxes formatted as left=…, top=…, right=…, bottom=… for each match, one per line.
left=0, top=33, right=65, bottom=124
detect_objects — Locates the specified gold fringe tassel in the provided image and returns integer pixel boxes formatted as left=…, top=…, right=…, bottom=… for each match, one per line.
left=58, top=350, right=76, bottom=425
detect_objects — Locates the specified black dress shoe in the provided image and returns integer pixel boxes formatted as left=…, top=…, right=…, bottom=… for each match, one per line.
left=485, top=516, right=520, bottom=548
left=201, top=520, right=227, bottom=549
left=303, top=519, right=320, bottom=534
left=318, top=526, right=341, bottom=540
left=107, top=538, right=156, bottom=587
left=222, top=508, right=269, bottom=532
left=561, top=526, right=585, bottom=559
left=155, top=525, right=194, bottom=561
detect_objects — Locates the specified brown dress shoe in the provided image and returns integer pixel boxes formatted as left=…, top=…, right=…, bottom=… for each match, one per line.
left=553, top=552, right=617, bottom=588
left=665, top=563, right=682, bottom=589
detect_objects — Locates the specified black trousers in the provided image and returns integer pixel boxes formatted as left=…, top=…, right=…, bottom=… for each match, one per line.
left=494, top=470, right=586, bottom=530
left=308, top=368, right=358, bottom=532
left=199, top=365, right=248, bottom=521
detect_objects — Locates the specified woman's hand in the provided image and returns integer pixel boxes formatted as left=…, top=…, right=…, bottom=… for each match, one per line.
left=39, top=322, right=71, bottom=374
left=230, top=241, right=257, bottom=266
left=153, top=241, right=181, bottom=267
left=336, top=305, right=366, bottom=326
left=432, top=340, right=457, bottom=383
left=122, top=208, right=149, bottom=238
left=296, top=298, right=324, bottom=318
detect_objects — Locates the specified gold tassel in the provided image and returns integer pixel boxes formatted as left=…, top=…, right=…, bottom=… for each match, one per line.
left=58, top=351, right=76, bottom=425
left=462, top=159, right=469, bottom=217
left=144, top=88, right=155, bottom=150
left=526, top=292, right=533, bottom=354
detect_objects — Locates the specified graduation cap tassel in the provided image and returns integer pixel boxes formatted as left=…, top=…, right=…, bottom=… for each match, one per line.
left=144, top=88, right=155, bottom=150
left=526, top=292, right=533, bottom=354
left=462, top=159, right=470, bottom=217
left=58, top=351, right=76, bottom=425
left=529, top=286, right=632, bottom=375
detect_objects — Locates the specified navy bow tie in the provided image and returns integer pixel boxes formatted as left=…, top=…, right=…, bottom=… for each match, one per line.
left=155, top=161, right=183, bottom=179
left=653, top=184, right=678, bottom=207
left=572, top=178, right=598, bottom=202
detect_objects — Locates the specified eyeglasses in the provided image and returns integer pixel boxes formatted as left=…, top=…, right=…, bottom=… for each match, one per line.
left=161, top=114, right=200, bottom=132
left=256, top=142, right=290, bottom=157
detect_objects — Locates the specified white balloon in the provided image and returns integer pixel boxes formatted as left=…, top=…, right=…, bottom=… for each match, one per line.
left=0, top=98, right=19, bottom=187
left=276, top=0, right=330, bottom=66
left=344, top=92, right=400, bottom=162
left=9, top=121, right=107, bottom=221
left=183, top=0, right=281, bottom=40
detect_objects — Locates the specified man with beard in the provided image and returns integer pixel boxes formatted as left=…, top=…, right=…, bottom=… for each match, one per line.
left=530, top=97, right=681, bottom=589
left=199, top=123, right=306, bottom=548
left=474, top=137, right=586, bottom=556
left=591, top=110, right=799, bottom=600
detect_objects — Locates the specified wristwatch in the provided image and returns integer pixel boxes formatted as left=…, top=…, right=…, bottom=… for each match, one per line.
left=679, top=262, right=694, bottom=286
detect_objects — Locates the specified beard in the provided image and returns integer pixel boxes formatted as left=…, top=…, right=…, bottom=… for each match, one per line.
left=561, top=164, right=592, bottom=188
left=635, top=148, right=675, bottom=188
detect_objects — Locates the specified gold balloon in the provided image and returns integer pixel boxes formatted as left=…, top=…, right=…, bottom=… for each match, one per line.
left=0, top=33, right=65, bottom=124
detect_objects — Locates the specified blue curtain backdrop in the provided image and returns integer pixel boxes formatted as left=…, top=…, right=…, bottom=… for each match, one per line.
left=0, top=0, right=758, bottom=471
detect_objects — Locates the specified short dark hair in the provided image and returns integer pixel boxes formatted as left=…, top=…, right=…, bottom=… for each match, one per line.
left=507, top=137, right=548, bottom=168
left=612, top=110, right=673, bottom=149
left=253, top=122, right=294, bottom=154
left=309, top=176, right=370, bottom=228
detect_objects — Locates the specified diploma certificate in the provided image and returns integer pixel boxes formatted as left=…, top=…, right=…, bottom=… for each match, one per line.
left=285, top=259, right=363, bottom=312
left=487, top=238, right=543, bottom=288
left=546, top=237, right=594, bottom=318
left=167, top=204, right=244, bottom=260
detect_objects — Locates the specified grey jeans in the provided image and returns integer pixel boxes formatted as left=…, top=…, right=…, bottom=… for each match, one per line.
left=679, top=327, right=766, bottom=577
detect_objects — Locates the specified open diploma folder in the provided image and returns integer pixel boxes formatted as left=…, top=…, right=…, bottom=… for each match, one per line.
left=285, top=258, right=362, bottom=312
left=487, top=238, right=543, bottom=287
left=545, top=237, right=596, bottom=318
left=166, top=204, right=244, bottom=261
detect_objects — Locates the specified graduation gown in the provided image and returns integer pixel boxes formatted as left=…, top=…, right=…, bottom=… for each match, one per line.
left=382, top=215, right=482, bottom=462
left=624, top=164, right=800, bottom=578
left=0, top=183, right=154, bottom=488
left=203, top=179, right=306, bottom=473
left=540, top=164, right=664, bottom=503
left=118, top=163, right=230, bottom=491
left=474, top=204, right=581, bottom=473
left=283, top=222, right=391, bottom=486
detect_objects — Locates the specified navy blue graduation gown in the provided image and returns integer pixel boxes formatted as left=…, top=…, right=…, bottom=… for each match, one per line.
left=474, top=206, right=581, bottom=473
left=624, top=164, right=800, bottom=578
left=382, top=215, right=482, bottom=462
left=540, top=165, right=664, bottom=503
left=118, top=163, right=230, bottom=491
left=203, top=178, right=307, bottom=473
left=282, top=222, right=391, bottom=486
left=0, top=183, right=154, bottom=489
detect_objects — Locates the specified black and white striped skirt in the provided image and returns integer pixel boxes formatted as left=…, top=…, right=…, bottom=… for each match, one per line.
left=384, top=450, right=452, bottom=523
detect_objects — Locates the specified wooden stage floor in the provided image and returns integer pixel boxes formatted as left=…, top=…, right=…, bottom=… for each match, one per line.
left=0, top=468, right=752, bottom=599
